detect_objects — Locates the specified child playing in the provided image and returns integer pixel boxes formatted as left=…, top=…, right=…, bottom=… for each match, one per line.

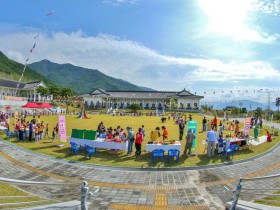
left=218, top=134, right=224, bottom=156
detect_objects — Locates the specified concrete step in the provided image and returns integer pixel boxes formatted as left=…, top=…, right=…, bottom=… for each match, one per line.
left=22, top=200, right=81, bottom=210
left=226, top=200, right=280, bottom=210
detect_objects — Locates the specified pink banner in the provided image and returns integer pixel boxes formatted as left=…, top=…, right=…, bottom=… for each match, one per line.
left=58, top=116, right=67, bottom=142
left=244, top=118, right=251, bottom=136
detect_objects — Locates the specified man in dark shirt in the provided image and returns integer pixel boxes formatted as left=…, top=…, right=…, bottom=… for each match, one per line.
left=179, top=121, right=185, bottom=140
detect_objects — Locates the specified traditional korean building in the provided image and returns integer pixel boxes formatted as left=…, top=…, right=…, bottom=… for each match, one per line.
left=83, top=88, right=204, bottom=110
left=0, top=78, right=52, bottom=102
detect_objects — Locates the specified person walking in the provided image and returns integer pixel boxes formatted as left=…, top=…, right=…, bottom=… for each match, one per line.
left=126, top=127, right=135, bottom=155
left=183, top=129, right=195, bottom=156
left=141, top=125, right=146, bottom=140
left=202, top=116, right=207, bottom=132
left=52, top=127, right=56, bottom=143
left=206, top=128, right=217, bottom=157
left=179, top=121, right=185, bottom=140
left=44, top=123, right=49, bottom=138
left=135, top=128, right=143, bottom=157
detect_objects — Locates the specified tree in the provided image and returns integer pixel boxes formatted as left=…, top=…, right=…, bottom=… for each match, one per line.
left=129, top=104, right=141, bottom=113
left=254, top=107, right=263, bottom=117
left=201, top=104, right=213, bottom=112
left=49, top=85, right=61, bottom=100
left=36, top=86, right=50, bottom=102
left=231, top=106, right=239, bottom=115
left=241, top=107, right=247, bottom=114
left=61, top=87, right=74, bottom=114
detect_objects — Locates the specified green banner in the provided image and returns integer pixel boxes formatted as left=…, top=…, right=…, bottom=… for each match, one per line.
left=187, top=121, right=198, bottom=149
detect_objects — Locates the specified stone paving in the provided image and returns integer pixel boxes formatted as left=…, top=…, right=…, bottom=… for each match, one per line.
left=0, top=139, right=280, bottom=210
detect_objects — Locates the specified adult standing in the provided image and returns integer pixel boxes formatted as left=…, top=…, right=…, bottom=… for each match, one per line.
left=183, top=129, right=195, bottom=156
left=126, top=127, right=135, bottom=155
left=206, top=128, right=217, bottom=157
left=135, top=128, right=143, bottom=157
left=259, top=116, right=263, bottom=129
left=179, top=121, right=185, bottom=140
left=97, top=122, right=104, bottom=137
left=141, top=125, right=146, bottom=140
left=213, top=116, right=217, bottom=131
left=28, top=121, right=33, bottom=141
left=151, top=127, right=161, bottom=143
left=202, top=117, right=207, bottom=132
left=254, top=125, right=259, bottom=139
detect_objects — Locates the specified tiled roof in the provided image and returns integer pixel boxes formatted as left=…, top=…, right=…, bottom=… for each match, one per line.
left=88, top=89, right=204, bottom=99
left=0, top=78, right=25, bottom=89
left=23, top=81, right=44, bottom=89
left=107, top=91, right=174, bottom=99
left=0, top=78, right=44, bottom=90
left=90, top=88, right=110, bottom=96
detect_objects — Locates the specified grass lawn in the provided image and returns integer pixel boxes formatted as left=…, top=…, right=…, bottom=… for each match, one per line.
left=0, top=183, right=55, bottom=209
left=255, top=190, right=280, bottom=207
left=2, top=113, right=279, bottom=168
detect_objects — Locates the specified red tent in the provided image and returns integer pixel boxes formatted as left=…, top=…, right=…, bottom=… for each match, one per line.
left=5, top=106, right=11, bottom=110
left=22, top=102, right=40, bottom=108
left=38, top=103, right=53, bottom=109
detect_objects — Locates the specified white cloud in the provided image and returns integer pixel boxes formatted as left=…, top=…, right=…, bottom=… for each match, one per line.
left=102, top=0, right=137, bottom=6
left=198, top=0, right=280, bottom=43
left=0, top=27, right=280, bottom=91
left=253, top=0, right=280, bottom=16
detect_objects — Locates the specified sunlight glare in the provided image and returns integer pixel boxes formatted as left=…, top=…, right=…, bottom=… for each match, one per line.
left=198, top=0, right=262, bottom=41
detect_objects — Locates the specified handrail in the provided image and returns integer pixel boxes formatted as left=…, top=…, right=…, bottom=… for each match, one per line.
left=0, top=176, right=90, bottom=210
left=0, top=177, right=81, bottom=186
left=230, top=173, right=280, bottom=210
left=242, top=173, right=280, bottom=181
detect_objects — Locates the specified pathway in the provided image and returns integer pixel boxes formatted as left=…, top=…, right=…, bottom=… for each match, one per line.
left=0, top=138, right=280, bottom=210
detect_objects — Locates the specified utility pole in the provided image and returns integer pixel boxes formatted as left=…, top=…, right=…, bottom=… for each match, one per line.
left=267, top=92, right=271, bottom=120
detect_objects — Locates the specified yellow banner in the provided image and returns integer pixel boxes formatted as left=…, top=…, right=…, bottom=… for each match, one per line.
left=4, top=96, right=25, bottom=101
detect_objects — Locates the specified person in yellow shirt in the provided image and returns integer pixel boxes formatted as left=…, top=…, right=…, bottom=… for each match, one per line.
left=151, top=127, right=161, bottom=142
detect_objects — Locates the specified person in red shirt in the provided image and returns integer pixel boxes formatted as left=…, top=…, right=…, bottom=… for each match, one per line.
left=162, top=126, right=169, bottom=141
left=213, top=117, right=218, bottom=131
left=135, top=128, right=143, bottom=157
left=267, top=131, right=272, bottom=142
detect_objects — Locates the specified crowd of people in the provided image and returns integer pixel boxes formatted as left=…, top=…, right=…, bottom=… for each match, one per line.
left=96, top=121, right=172, bottom=157
left=1, top=109, right=273, bottom=162
left=4, top=115, right=60, bottom=143
left=204, top=115, right=268, bottom=158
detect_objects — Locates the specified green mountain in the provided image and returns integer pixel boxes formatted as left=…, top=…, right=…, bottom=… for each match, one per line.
left=29, top=59, right=153, bottom=94
left=0, top=51, right=55, bottom=86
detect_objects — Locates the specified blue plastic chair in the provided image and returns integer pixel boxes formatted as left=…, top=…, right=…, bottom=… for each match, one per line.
left=70, top=142, right=81, bottom=155
left=85, top=145, right=97, bottom=160
left=152, top=149, right=165, bottom=163
left=168, top=149, right=180, bottom=163
left=226, top=144, right=239, bottom=159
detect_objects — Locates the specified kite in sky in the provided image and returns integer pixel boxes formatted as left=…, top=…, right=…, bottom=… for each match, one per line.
left=46, top=11, right=55, bottom=16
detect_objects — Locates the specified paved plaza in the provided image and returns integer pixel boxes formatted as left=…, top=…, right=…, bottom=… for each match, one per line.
left=0, top=139, right=280, bottom=210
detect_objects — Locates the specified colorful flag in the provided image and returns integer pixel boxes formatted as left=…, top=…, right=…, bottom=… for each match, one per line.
left=58, top=116, right=67, bottom=142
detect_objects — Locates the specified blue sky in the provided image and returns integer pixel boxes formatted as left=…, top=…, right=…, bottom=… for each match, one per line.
left=1, top=0, right=280, bottom=104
